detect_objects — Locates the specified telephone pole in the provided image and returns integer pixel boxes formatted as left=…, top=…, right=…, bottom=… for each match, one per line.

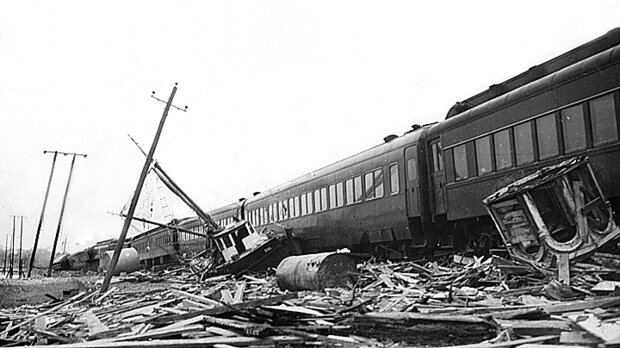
left=2, top=235, right=7, bottom=276
left=101, top=83, right=186, bottom=293
left=29, top=151, right=59, bottom=277
left=9, top=216, right=15, bottom=278
left=48, top=152, right=87, bottom=277
left=19, top=216, right=24, bottom=278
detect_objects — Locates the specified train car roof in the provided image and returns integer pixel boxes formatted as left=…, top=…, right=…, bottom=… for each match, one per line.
left=207, top=201, right=242, bottom=217
left=432, top=42, right=620, bottom=138
left=445, top=28, right=620, bottom=119
left=245, top=123, right=434, bottom=204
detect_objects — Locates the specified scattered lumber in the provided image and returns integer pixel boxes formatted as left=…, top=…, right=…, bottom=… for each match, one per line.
left=1, top=252, right=619, bottom=346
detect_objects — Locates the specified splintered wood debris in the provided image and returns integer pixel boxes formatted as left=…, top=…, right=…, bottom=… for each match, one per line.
left=1, top=252, right=620, bottom=347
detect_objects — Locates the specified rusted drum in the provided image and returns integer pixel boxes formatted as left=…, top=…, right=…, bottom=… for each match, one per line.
left=276, top=252, right=356, bottom=291
left=99, top=248, right=140, bottom=275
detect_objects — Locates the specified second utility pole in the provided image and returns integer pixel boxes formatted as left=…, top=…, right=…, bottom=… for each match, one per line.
left=47, top=152, right=87, bottom=277
left=28, top=152, right=59, bottom=277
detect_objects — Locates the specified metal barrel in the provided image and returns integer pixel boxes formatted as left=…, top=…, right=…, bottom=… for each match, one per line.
left=276, top=252, right=356, bottom=291
left=99, top=248, right=140, bottom=275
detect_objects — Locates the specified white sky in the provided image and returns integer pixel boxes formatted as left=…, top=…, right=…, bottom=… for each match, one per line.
left=1, top=1, right=619, bottom=253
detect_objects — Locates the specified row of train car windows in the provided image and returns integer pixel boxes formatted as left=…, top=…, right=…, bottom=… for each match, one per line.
left=132, top=234, right=172, bottom=252
left=448, top=91, right=619, bottom=182
left=235, top=164, right=400, bottom=227
left=132, top=231, right=200, bottom=252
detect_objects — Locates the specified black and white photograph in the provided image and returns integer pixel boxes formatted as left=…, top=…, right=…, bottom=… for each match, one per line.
left=1, top=1, right=620, bottom=346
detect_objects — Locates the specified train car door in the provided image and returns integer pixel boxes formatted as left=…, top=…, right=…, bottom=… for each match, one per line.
left=404, top=145, right=420, bottom=217
left=428, top=139, right=446, bottom=216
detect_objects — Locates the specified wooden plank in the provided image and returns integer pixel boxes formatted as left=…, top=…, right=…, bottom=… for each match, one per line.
left=100, top=324, right=205, bottom=342
left=26, top=335, right=304, bottom=347
left=496, top=319, right=571, bottom=336
left=233, top=282, right=246, bottom=304
left=543, top=296, right=620, bottom=314
left=171, top=290, right=221, bottom=307
left=447, top=335, right=558, bottom=348
left=0, top=291, right=96, bottom=337
left=152, top=293, right=297, bottom=323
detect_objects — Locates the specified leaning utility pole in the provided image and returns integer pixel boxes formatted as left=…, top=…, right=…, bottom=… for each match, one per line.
left=100, top=83, right=185, bottom=293
left=29, top=151, right=59, bottom=277
left=48, top=153, right=87, bottom=277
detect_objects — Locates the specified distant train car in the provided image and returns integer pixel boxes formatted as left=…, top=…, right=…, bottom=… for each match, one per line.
left=129, top=216, right=208, bottom=268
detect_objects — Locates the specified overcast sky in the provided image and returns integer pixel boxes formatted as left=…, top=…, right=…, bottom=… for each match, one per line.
left=1, top=1, right=619, bottom=253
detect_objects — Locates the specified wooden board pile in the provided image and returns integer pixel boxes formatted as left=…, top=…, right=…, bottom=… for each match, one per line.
left=0, top=252, right=619, bottom=347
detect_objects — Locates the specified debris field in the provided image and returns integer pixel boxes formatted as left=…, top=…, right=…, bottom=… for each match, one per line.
left=1, top=252, right=620, bottom=347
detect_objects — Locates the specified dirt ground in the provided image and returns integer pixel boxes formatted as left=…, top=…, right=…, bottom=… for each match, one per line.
left=0, top=270, right=167, bottom=309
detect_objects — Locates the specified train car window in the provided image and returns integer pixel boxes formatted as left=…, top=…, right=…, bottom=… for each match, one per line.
left=354, top=176, right=363, bottom=202
left=306, top=192, right=314, bottom=214
left=364, top=172, right=375, bottom=199
left=389, top=164, right=399, bottom=194
left=590, top=93, right=618, bottom=146
left=374, top=169, right=384, bottom=198
left=223, top=235, right=232, bottom=248
left=284, top=200, right=290, bottom=219
left=346, top=178, right=355, bottom=205
left=329, top=184, right=337, bottom=209
left=274, top=203, right=280, bottom=221
left=561, top=104, right=587, bottom=153
left=475, top=136, right=492, bottom=175
left=536, top=114, right=559, bottom=159
left=407, top=159, right=417, bottom=180
left=315, top=189, right=327, bottom=212
left=453, top=144, right=468, bottom=181
left=294, top=196, right=300, bottom=217
left=494, top=129, right=513, bottom=170
left=314, top=190, right=322, bottom=211
left=301, top=193, right=308, bottom=215
left=336, top=182, right=344, bottom=207
left=287, top=198, right=295, bottom=218
left=514, top=122, right=534, bottom=165
left=431, top=142, right=443, bottom=172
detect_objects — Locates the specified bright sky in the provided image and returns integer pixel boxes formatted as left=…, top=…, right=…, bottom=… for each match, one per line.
left=1, top=1, right=619, bottom=253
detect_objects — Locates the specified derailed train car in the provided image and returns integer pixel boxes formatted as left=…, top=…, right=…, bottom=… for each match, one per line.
left=210, top=28, right=620, bottom=256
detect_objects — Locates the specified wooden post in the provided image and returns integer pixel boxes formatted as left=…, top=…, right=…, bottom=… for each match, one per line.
left=558, top=253, right=570, bottom=285
left=3, top=235, right=7, bottom=276
left=18, top=216, right=23, bottom=278
left=29, top=152, right=59, bottom=277
left=9, top=216, right=15, bottom=278
left=48, top=154, right=83, bottom=277
left=100, top=84, right=178, bottom=294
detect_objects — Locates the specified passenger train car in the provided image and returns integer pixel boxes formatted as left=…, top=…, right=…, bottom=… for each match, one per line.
left=208, top=28, right=620, bottom=256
